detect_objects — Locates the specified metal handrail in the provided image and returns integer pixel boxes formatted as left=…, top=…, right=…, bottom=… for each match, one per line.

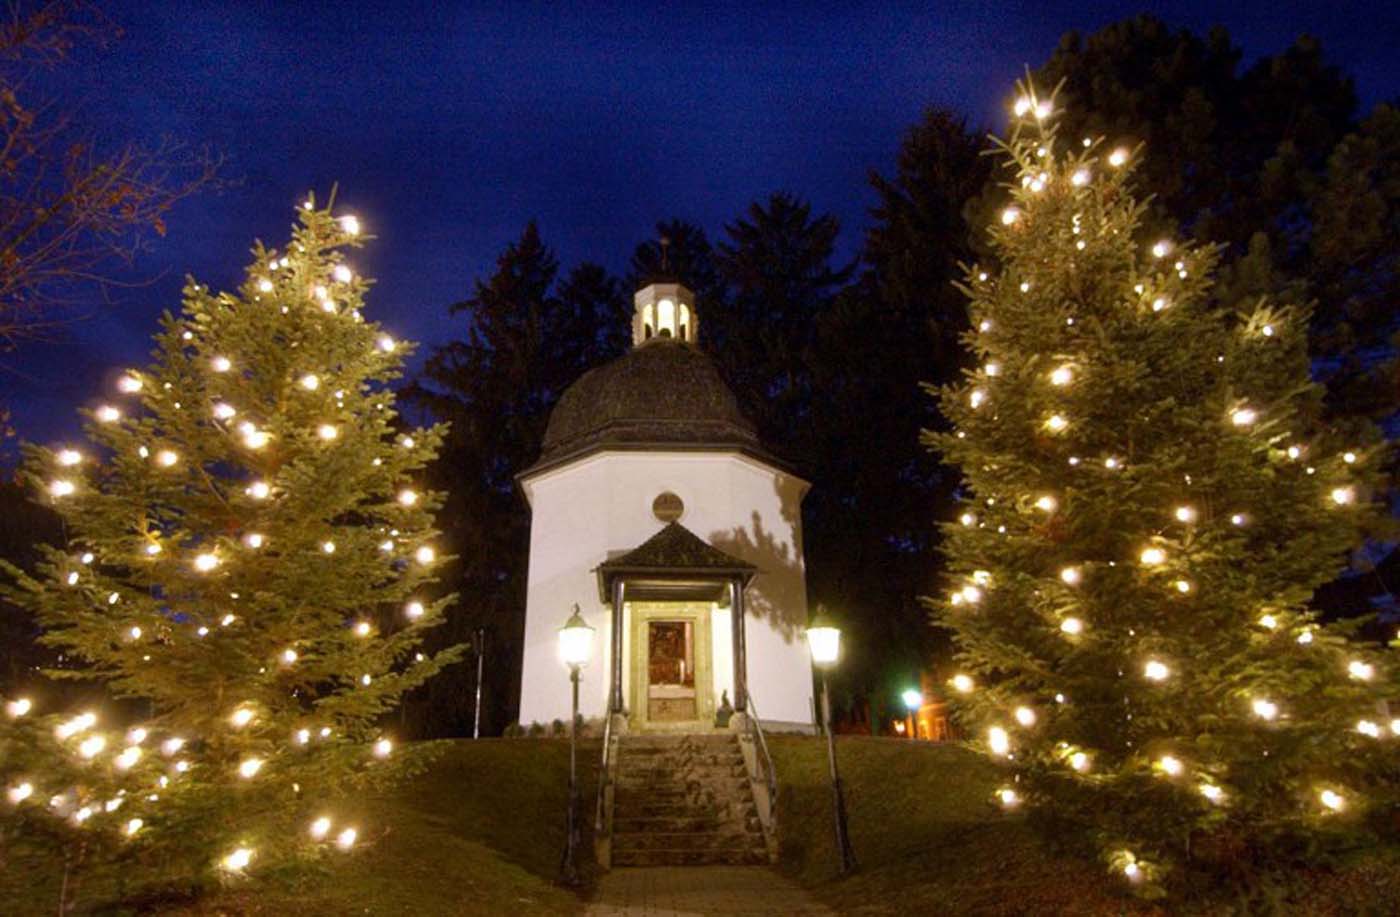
left=745, top=694, right=779, bottom=832
left=593, top=709, right=614, bottom=835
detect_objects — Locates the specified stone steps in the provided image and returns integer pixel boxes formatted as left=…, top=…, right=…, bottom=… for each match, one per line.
left=607, top=732, right=771, bottom=867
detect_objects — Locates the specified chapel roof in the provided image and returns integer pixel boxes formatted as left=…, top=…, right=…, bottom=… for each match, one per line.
left=595, top=521, right=756, bottom=601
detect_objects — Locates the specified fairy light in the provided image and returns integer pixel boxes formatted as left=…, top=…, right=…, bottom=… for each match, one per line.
left=300, top=373, right=320, bottom=391
left=322, top=541, right=337, bottom=554
left=127, top=727, right=147, bottom=744
left=1258, top=614, right=1278, bottom=629
left=317, top=424, right=339, bottom=441
left=128, top=625, right=143, bottom=639
left=310, top=816, right=332, bottom=840
left=1059, top=566, right=1082, bottom=586
left=257, top=278, right=274, bottom=293
left=415, top=546, right=436, bottom=565
left=1104, top=456, right=1120, bottom=470
left=1045, top=414, right=1068, bottom=433
left=969, top=388, right=986, bottom=409
left=1231, top=513, right=1247, bottom=526
left=223, top=847, right=254, bottom=871
left=354, top=621, right=372, bottom=637
left=1230, top=407, right=1257, bottom=427
left=960, top=585, right=982, bottom=604
left=1319, top=789, right=1344, bottom=812
left=242, top=426, right=270, bottom=450
left=57, top=449, right=82, bottom=466
left=373, top=738, right=393, bottom=759
left=115, top=746, right=141, bottom=769
left=1108, top=148, right=1128, bottom=167
left=125, top=817, right=143, bottom=836
left=1060, top=617, right=1083, bottom=635
left=377, top=335, right=396, bottom=353
left=1013, top=96, right=1031, bottom=117
left=78, top=735, right=107, bottom=758
left=161, top=737, right=185, bottom=756
left=244, top=532, right=265, bottom=549
left=49, top=479, right=76, bottom=497
left=73, top=806, right=93, bottom=823
left=295, top=728, right=311, bottom=745
left=1357, top=719, right=1381, bottom=738
left=1049, top=366, right=1072, bottom=386
left=247, top=481, right=271, bottom=500
left=336, top=827, right=358, bottom=850
left=950, top=674, right=974, bottom=693
left=146, top=543, right=162, bottom=556
left=1151, top=240, right=1172, bottom=258
left=238, top=758, right=263, bottom=779
left=66, top=571, right=79, bottom=585
left=1330, top=487, right=1355, bottom=506
left=213, top=402, right=236, bottom=420
left=1013, top=706, right=1036, bottom=727
left=1070, top=168, right=1090, bottom=186
left=1297, top=630, right=1314, bottom=645
left=959, top=513, right=975, bottom=526
left=193, top=553, right=219, bottom=572
left=1347, top=660, right=1374, bottom=681
left=333, top=264, right=353, bottom=284
left=1251, top=698, right=1278, bottom=720
left=117, top=374, right=143, bottom=393
left=281, top=648, right=298, bottom=664
left=1200, top=783, right=1224, bottom=803
left=1151, top=296, right=1170, bottom=312
left=1174, top=506, right=1197, bottom=523
left=314, top=284, right=329, bottom=302
left=1069, top=751, right=1089, bottom=772
left=221, top=614, right=236, bottom=626
left=211, top=356, right=232, bottom=373
left=1140, top=547, right=1166, bottom=566
left=1173, top=579, right=1192, bottom=594
left=156, top=449, right=178, bottom=467
left=174, top=759, right=190, bottom=773
left=984, top=361, right=1000, bottom=377
left=230, top=707, right=256, bottom=728
left=8, top=782, right=33, bottom=803
left=1034, top=495, right=1058, bottom=512
left=978, top=320, right=992, bottom=332
left=998, top=787, right=1020, bottom=807
left=6, top=697, right=32, bottom=718
left=1000, top=207, right=1021, bottom=226
left=96, top=405, right=122, bottom=423
left=1157, top=755, right=1184, bottom=777
left=405, top=601, right=425, bottom=620
left=1143, top=660, right=1170, bottom=682
left=340, top=215, right=361, bottom=235
left=987, top=726, right=1010, bottom=756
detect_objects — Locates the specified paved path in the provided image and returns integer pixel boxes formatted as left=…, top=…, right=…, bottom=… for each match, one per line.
left=587, top=867, right=835, bottom=916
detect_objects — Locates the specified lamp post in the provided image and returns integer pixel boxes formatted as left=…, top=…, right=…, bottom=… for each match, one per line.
left=806, top=608, right=856, bottom=875
left=557, top=604, right=594, bottom=886
left=902, top=688, right=923, bottom=742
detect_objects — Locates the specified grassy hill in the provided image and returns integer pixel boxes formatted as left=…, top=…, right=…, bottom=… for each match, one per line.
left=8, top=736, right=1399, bottom=914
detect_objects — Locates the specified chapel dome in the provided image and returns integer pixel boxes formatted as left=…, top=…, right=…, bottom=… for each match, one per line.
left=535, top=338, right=763, bottom=467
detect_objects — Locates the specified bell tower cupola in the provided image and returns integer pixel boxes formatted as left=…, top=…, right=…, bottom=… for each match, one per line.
left=632, top=280, right=697, bottom=347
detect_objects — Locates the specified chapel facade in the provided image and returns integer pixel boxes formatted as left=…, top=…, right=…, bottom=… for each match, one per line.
left=515, top=279, right=815, bottom=732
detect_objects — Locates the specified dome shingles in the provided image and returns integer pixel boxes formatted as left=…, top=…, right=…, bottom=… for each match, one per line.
left=523, top=340, right=782, bottom=477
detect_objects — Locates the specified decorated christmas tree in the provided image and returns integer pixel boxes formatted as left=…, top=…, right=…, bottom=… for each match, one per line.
left=933, top=83, right=1396, bottom=893
left=1, top=197, right=462, bottom=899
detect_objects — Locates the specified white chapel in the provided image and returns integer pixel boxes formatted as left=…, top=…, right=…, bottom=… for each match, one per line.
left=516, top=278, right=815, bottom=732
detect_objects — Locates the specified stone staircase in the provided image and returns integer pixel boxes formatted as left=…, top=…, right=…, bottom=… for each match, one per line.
left=609, top=733, right=772, bottom=867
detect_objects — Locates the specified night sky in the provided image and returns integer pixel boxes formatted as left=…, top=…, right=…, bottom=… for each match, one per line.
left=4, top=1, right=1397, bottom=453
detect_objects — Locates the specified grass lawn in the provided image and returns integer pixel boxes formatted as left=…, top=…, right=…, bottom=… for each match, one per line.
left=5, top=739, right=597, bottom=916
left=9, top=735, right=1398, bottom=914
left=769, top=734, right=1400, bottom=916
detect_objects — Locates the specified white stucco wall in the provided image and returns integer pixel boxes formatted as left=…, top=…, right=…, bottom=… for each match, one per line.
left=517, top=450, right=814, bottom=731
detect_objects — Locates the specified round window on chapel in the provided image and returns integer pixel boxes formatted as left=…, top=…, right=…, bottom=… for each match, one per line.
left=652, top=491, right=684, bottom=523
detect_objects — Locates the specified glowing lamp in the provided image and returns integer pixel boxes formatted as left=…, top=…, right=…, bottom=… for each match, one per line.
left=902, top=689, right=922, bottom=712
left=805, top=609, right=841, bottom=667
left=558, top=605, right=595, bottom=669
left=310, top=816, right=331, bottom=839
left=223, top=847, right=253, bottom=871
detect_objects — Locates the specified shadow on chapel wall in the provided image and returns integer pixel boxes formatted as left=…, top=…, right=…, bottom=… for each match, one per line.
left=707, top=472, right=807, bottom=642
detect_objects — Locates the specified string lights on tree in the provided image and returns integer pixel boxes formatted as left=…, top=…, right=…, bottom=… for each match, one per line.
left=0, top=196, right=466, bottom=899
left=930, top=81, right=1392, bottom=895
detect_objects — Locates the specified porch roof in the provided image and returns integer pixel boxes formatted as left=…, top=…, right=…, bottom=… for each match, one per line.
left=594, top=521, right=756, bottom=602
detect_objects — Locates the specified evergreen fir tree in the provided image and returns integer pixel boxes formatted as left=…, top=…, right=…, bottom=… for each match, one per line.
left=0, top=198, right=463, bottom=899
left=932, top=83, right=1395, bottom=894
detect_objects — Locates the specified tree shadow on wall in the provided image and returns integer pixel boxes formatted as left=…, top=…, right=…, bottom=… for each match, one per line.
left=707, top=471, right=808, bottom=642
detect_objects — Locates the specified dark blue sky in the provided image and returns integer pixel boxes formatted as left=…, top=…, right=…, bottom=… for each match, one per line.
left=4, top=1, right=1397, bottom=452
